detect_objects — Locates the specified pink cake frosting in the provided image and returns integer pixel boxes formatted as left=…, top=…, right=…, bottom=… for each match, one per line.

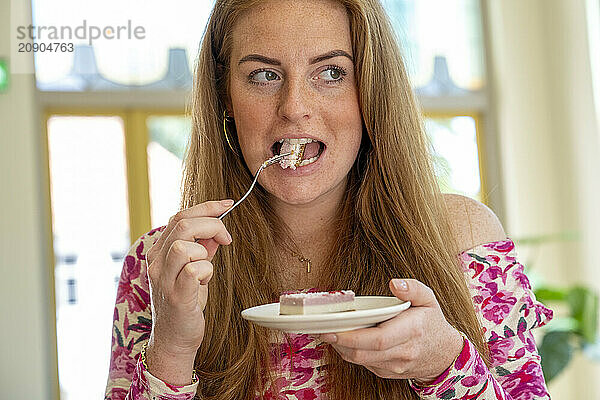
left=280, top=290, right=354, bottom=305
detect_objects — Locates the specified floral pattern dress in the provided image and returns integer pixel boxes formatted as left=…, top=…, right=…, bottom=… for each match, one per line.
left=104, top=226, right=553, bottom=400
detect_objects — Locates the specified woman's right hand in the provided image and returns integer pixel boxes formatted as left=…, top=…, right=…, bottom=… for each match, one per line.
left=143, top=199, right=234, bottom=385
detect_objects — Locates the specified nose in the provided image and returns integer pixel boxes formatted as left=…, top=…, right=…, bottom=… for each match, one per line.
left=277, top=77, right=311, bottom=122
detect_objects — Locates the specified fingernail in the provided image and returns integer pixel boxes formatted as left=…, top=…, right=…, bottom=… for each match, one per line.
left=221, top=199, right=234, bottom=207
left=227, top=231, right=233, bottom=242
left=320, top=334, right=337, bottom=343
left=392, top=279, right=408, bottom=291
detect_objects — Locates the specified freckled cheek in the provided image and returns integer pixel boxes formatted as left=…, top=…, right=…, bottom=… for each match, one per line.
left=233, top=93, right=278, bottom=131
left=323, top=99, right=362, bottom=153
left=231, top=94, right=276, bottom=154
left=231, top=113, right=265, bottom=163
left=236, top=118, right=266, bottom=162
left=236, top=110, right=263, bottom=135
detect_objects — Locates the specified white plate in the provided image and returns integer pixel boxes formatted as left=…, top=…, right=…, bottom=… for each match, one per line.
left=241, top=296, right=411, bottom=334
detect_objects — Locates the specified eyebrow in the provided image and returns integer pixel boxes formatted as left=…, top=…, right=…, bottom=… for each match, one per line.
left=238, top=50, right=353, bottom=66
left=310, top=50, right=353, bottom=64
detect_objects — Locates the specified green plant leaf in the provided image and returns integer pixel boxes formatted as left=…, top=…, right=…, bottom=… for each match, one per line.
left=567, top=286, right=599, bottom=343
left=534, top=287, right=568, bottom=302
left=539, top=331, right=573, bottom=383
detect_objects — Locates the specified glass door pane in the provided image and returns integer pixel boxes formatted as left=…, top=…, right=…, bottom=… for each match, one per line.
left=33, top=0, right=213, bottom=91
left=146, top=115, right=191, bottom=228
left=383, top=0, right=485, bottom=91
left=47, top=115, right=130, bottom=400
left=425, top=115, right=483, bottom=201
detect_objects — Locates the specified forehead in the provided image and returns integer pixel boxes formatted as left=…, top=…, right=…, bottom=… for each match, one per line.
left=231, top=0, right=352, bottom=61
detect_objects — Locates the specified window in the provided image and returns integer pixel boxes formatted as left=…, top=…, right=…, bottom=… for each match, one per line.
left=47, top=115, right=130, bottom=399
left=425, top=115, right=484, bottom=201
left=33, top=0, right=213, bottom=91
left=381, top=0, right=488, bottom=199
left=146, top=115, right=190, bottom=227
left=383, top=0, right=485, bottom=92
left=38, top=2, right=493, bottom=398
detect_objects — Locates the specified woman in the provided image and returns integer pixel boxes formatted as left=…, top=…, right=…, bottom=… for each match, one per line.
left=105, top=0, right=553, bottom=399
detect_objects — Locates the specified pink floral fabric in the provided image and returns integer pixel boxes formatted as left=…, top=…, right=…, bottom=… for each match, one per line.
left=408, top=239, right=553, bottom=399
left=258, top=296, right=332, bottom=399
left=105, top=227, right=197, bottom=400
left=105, top=229, right=553, bottom=400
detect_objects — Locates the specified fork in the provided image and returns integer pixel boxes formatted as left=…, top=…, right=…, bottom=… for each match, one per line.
left=218, top=152, right=292, bottom=220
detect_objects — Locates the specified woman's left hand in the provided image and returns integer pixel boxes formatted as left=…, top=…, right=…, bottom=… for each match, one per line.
left=317, top=279, right=464, bottom=383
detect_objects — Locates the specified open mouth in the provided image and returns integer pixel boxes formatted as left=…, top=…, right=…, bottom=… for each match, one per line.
left=271, top=138, right=326, bottom=169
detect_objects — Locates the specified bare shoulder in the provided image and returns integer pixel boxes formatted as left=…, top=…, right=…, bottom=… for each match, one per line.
left=442, top=193, right=507, bottom=254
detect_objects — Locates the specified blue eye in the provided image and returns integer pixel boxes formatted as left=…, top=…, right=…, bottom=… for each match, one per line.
left=250, top=70, right=280, bottom=83
left=318, top=66, right=346, bottom=82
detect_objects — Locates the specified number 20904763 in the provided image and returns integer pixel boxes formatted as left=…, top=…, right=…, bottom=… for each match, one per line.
left=18, top=42, right=74, bottom=53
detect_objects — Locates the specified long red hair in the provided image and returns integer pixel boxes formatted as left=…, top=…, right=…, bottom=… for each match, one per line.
left=180, top=0, right=490, bottom=398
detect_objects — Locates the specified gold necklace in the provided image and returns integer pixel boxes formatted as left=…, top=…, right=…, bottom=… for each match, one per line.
left=288, top=250, right=312, bottom=273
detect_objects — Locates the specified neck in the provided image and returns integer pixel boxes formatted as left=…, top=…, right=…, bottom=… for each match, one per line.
left=271, top=177, right=347, bottom=254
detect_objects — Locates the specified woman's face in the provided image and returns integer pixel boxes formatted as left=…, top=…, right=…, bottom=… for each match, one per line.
left=228, top=0, right=363, bottom=205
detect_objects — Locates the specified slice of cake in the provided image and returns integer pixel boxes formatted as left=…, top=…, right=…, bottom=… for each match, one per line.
left=279, top=290, right=355, bottom=315
left=278, top=142, right=305, bottom=170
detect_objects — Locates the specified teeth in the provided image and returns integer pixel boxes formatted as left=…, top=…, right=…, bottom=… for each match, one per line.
left=297, top=155, right=319, bottom=167
left=278, top=138, right=316, bottom=145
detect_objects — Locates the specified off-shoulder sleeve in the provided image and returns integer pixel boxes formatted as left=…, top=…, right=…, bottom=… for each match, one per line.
left=104, top=226, right=199, bottom=400
left=410, top=238, right=554, bottom=399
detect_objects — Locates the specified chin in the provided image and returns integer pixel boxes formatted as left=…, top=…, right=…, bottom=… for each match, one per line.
left=268, top=185, right=324, bottom=205
left=264, top=174, right=348, bottom=207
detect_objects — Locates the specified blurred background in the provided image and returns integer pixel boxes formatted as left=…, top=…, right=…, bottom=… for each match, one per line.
left=1, top=0, right=600, bottom=399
